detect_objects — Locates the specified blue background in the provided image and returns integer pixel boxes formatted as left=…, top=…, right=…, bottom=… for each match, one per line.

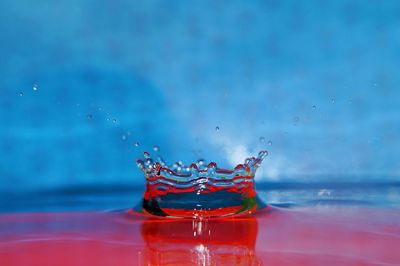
left=1, top=0, right=399, bottom=202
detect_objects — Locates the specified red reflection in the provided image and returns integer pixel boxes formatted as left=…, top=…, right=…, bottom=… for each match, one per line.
left=1, top=208, right=400, bottom=265
left=141, top=216, right=261, bottom=265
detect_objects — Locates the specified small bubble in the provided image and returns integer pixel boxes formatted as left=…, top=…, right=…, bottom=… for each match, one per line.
left=106, top=117, right=110, bottom=121
left=121, top=135, right=127, bottom=141
left=134, top=141, right=140, bottom=147
left=98, top=106, right=102, bottom=111
left=153, top=145, right=159, bottom=152
left=86, top=114, right=93, bottom=120
left=127, top=131, right=131, bottom=136
left=32, top=84, right=39, bottom=91
left=312, top=105, right=316, bottom=109
left=215, top=126, right=220, bottom=131
left=112, top=118, right=117, bottom=123
left=259, top=136, right=265, bottom=143
left=268, top=140, right=272, bottom=146
left=19, top=92, right=24, bottom=97
left=331, top=98, right=335, bottom=104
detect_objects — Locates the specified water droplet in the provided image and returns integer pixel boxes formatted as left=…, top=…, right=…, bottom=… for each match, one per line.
left=134, top=141, right=140, bottom=147
left=312, top=105, right=316, bottom=109
left=153, top=145, right=159, bottom=152
left=145, top=158, right=153, bottom=165
left=197, top=159, right=205, bottom=166
left=32, top=84, right=39, bottom=91
left=258, top=150, right=268, bottom=159
left=136, top=160, right=144, bottom=169
left=121, top=135, right=127, bottom=141
left=215, top=126, right=220, bottom=131
left=259, top=136, right=265, bottom=143
left=112, top=118, right=117, bottom=123
left=292, top=116, right=300, bottom=126
left=86, top=114, right=93, bottom=120
left=19, top=92, right=24, bottom=97
left=268, top=140, right=272, bottom=146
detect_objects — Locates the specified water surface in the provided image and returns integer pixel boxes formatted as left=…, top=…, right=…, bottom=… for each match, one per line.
left=1, top=183, right=400, bottom=265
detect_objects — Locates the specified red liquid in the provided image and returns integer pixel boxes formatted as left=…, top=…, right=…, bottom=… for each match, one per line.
left=1, top=207, right=399, bottom=265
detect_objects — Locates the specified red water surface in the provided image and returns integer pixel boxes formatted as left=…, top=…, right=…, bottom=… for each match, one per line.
left=0, top=207, right=399, bottom=266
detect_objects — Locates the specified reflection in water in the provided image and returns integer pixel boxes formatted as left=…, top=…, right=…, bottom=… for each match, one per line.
left=141, top=216, right=261, bottom=265
left=1, top=207, right=400, bottom=265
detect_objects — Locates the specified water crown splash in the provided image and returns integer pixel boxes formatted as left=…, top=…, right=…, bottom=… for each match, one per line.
left=135, top=150, right=268, bottom=218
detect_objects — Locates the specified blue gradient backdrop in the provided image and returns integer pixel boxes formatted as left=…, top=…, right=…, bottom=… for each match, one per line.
left=1, top=0, right=400, bottom=195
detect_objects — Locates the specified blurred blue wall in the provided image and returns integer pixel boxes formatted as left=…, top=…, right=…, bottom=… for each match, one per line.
left=1, top=0, right=400, bottom=193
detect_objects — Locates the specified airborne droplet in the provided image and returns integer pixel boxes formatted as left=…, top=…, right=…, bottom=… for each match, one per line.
left=32, top=84, right=39, bottom=91
left=153, top=145, right=159, bottom=152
